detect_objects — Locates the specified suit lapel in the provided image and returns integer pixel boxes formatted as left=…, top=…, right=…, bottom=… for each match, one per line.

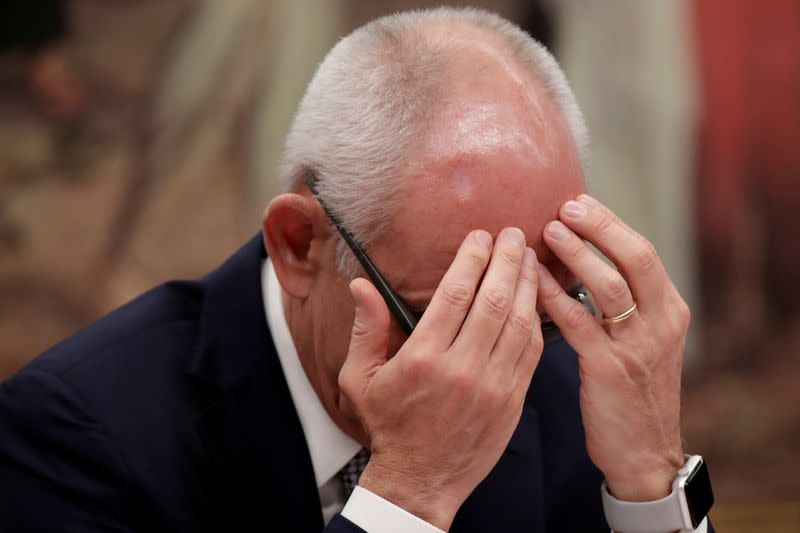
left=186, top=235, right=323, bottom=532
left=451, top=405, right=546, bottom=532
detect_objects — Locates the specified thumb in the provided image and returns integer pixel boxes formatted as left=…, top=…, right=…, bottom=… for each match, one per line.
left=345, top=277, right=391, bottom=379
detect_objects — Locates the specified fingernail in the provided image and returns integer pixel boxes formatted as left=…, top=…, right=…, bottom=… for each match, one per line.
left=563, top=200, right=587, bottom=219
left=578, top=194, right=599, bottom=208
left=546, top=221, right=570, bottom=240
left=523, top=247, right=536, bottom=267
left=503, top=227, right=525, bottom=247
left=474, top=229, right=493, bottom=249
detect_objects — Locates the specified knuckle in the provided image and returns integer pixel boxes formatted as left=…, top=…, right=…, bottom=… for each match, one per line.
left=602, top=272, right=629, bottom=301
left=570, top=242, right=592, bottom=260
left=564, top=301, right=592, bottom=329
left=528, top=333, right=544, bottom=357
left=440, top=281, right=474, bottom=309
left=465, top=247, right=491, bottom=270
left=633, top=238, right=658, bottom=271
left=537, top=276, right=560, bottom=298
left=665, top=298, right=691, bottom=338
left=499, top=247, right=521, bottom=268
left=592, top=214, right=616, bottom=236
left=449, top=367, right=477, bottom=393
left=678, top=299, right=692, bottom=330
left=403, top=352, right=433, bottom=380
left=519, top=263, right=538, bottom=284
left=351, top=317, right=370, bottom=338
left=506, top=310, right=535, bottom=336
left=481, top=286, right=511, bottom=319
left=482, top=383, right=506, bottom=407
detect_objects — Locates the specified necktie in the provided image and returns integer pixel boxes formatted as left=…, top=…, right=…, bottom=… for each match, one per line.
left=338, top=448, right=371, bottom=497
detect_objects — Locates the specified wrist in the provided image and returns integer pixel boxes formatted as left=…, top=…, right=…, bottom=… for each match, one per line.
left=358, top=458, right=460, bottom=531
left=602, top=455, right=713, bottom=533
left=604, top=451, right=685, bottom=502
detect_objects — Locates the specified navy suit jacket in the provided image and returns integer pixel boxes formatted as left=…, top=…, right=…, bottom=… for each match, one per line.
left=0, top=235, right=612, bottom=532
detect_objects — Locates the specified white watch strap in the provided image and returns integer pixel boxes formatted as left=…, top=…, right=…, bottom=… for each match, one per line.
left=601, top=481, right=686, bottom=533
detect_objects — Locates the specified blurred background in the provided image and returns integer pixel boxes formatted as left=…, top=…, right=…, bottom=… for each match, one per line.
left=0, top=1, right=798, bottom=530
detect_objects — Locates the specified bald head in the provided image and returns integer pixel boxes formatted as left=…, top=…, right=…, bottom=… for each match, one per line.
left=411, top=29, right=582, bottom=186
left=280, top=7, right=588, bottom=277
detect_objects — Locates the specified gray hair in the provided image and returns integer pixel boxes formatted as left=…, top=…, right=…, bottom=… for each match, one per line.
left=280, top=6, right=589, bottom=278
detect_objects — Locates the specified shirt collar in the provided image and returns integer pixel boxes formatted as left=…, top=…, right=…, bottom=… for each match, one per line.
left=262, top=259, right=362, bottom=489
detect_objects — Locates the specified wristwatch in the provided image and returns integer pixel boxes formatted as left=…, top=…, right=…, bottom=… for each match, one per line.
left=601, top=455, right=714, bottom=532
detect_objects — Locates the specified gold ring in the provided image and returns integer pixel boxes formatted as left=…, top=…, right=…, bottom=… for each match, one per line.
left=601, top=302, right=638, bottom=325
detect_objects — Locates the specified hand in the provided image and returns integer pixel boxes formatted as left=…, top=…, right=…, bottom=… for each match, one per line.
left=537, top=194, right=688, bottom=502
left=338, top=228, right=543, bottom=531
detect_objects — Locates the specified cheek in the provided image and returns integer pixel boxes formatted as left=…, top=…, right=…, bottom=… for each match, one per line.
left=316, top=278, right=358, bottom=380
left=328, top=305, right=356, bottom=369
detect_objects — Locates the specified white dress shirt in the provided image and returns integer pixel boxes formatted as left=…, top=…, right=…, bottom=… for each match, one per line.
left=262, top=259, right=706, bottom=533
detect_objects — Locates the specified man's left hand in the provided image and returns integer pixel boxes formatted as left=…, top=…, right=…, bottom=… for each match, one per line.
left=537, top=194, right=689, bottom=502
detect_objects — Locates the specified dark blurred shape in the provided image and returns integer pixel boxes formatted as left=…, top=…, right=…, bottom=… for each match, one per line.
left=0, top=1, right=66, bottom=51
left=0, top=0, right=83, bottom=121
left=519, top=1, right=556, bottom=54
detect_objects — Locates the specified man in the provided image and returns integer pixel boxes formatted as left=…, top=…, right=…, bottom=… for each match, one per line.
left=0, top=7, right=714, bottom=533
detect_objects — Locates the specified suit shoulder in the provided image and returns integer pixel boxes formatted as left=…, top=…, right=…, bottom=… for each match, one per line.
left=23, top=280, right=204, bottom=381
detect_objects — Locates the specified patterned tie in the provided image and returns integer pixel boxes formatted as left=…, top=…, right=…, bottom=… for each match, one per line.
left=338, top=448, right=371, bottom=497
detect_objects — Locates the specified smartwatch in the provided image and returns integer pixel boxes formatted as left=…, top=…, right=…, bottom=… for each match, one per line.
left=601, top=455, right=714, bottom=532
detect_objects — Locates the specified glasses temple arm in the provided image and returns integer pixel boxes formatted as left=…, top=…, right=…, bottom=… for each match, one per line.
left=305, top=173, right=418, bottom=335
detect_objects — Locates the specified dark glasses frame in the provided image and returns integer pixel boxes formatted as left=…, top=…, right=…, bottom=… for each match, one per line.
left=306, top=172, right=419, bottom=335
left=305, top=171, right=593, bottom=343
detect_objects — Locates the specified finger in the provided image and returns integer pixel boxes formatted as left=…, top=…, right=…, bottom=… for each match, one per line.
left=340, top=278, right=391, bottom=400
left=414, top=229, right=494, bottom=351
left=508, top=340, right=540, bottom=409
left=543, top=220, right=635, bottom=320
left=490, top=247, right=542, bottom=379
left=453, top=227, right=526, bottom=358
left=558, top=195, right=667, bottom=307
left=513, top=336, right=542, bottom=388
left=536, top=263, right=607, bottom=356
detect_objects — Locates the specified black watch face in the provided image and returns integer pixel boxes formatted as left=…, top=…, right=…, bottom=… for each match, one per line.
left=685, top=459, right=714, bottom=528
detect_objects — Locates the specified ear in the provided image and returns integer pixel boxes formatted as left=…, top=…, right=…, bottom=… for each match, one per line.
left=262, top=192, right=329, bottom=299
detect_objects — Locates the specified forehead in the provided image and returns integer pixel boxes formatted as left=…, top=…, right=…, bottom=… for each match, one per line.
left=368, top=69, right=585, bottom=302
left=370, top=36, right=585, bottom=303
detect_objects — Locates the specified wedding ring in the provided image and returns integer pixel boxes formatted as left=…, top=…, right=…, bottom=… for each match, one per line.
left=601, top=302, right=638, bottom=326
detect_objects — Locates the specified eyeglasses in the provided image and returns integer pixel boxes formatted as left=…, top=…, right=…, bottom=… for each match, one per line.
left=306, top=172, right=420, bottom=335
left=305, top=172, right=594, bottom=344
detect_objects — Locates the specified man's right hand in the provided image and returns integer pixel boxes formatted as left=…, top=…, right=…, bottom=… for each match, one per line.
left=338, top=227, right=543, bottom=531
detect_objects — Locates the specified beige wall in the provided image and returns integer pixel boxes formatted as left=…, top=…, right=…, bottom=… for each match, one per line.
left=556, top=0, right=698, bottom=358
